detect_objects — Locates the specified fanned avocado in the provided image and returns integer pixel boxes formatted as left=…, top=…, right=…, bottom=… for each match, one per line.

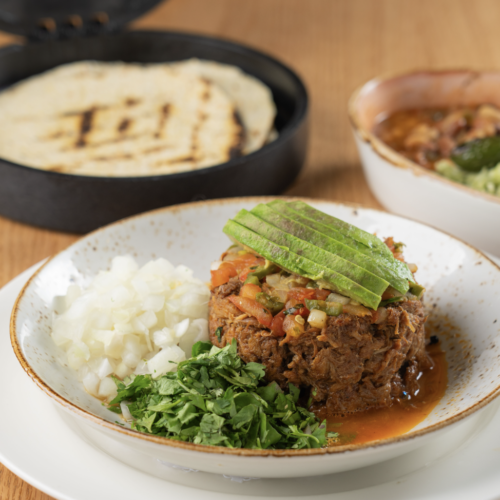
left=233, top=209, right=389, bottom=296
left=251, top=203, right=410, bottom=295
left=269, top=200, right=414, bottom=283
left=223, top=220, right=382, bottom=309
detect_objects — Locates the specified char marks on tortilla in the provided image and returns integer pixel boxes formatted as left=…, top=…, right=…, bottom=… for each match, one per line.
left=0, top=61, right=257, bottom=177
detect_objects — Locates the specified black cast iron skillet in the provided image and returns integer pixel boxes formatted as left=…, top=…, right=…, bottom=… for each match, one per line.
left=0, top=30, right=308, bottom=233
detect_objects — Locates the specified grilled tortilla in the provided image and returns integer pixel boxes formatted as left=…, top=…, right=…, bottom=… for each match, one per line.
left=169, top=58, right=276, bottom=154
left=0, top=61, right=244, bottom=176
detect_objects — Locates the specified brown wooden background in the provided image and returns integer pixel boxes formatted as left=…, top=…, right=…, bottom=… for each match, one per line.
left=2, top=0, right=500, bottom=497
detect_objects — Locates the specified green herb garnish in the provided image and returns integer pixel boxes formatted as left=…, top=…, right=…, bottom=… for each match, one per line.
left=215, top=327, right=222, bottom=343
left=379, top=296, right=405, bottom=307
left=108, top=339, right=327, bottom=449
left=284, top=303, right=304, bottom=315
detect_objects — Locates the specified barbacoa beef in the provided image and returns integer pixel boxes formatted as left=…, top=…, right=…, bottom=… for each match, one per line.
left=209, top=277, right=431, bottom=413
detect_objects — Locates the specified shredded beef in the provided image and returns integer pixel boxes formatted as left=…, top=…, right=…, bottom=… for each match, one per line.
left=209, top=277, right=431, bottom=413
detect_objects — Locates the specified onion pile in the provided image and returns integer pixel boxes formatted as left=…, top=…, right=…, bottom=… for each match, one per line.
left=51, top=256, right=210, bottom=401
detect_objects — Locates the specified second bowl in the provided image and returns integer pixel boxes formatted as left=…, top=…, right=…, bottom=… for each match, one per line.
left=349, top=69, right=500, bottom=257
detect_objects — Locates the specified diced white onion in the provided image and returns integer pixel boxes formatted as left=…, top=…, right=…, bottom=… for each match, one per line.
left=67, top=343, right=90, bottom=370
left=122, top=351, right=141, bottom=368
left=270, top=288, right=288, bottom=303
left=115, top=362, right=131, bottom=379
left=266, top=273, right=282, bottom=287
left=327, top=293, right=350, bottom=305
left=210, top=261, right=222, bottom=271
left=52, top=295, right=67, bottom=315
left=148, top=345, right=186, bottom=379
left=98, top=377, right=118, bottom=399
left=104, top=331, right=123, bottom=359
left=120, top=401, right=134, bottom=422
left=143, top=294, right=165, bottom=312
left=174, top=318, right=190, bottom=338
left=51, top=255, right=210, bottom=402
left=97, top=357, right=115, bottom=379
left=408, top=263, right=418, bottom=273
left=138, top=310, right=158, bottom=329
left=83, top=372, right=100, bottom=397
left=178, top=319, right=209, bottom=355
left=374, top=307, right=388, bottom=324
left=153, top=327, right=176, bottom=348
left=308, top=309, right=327, bottom=329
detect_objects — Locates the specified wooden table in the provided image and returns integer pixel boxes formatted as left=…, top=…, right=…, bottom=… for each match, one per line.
left=1, top=0, right=500, bottom=497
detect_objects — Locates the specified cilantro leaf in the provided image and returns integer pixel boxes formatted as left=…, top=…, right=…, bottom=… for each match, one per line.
left=215, top=327, right=222, bottom=343
left=108, top=338, right=327, bottom=450
left=191, top=341, right=213, bottom=357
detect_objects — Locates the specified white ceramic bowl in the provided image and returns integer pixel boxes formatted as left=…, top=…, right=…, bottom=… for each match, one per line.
left=10, top=197, right=500, bottom=478
left=349, top=70, right=500, bottom=258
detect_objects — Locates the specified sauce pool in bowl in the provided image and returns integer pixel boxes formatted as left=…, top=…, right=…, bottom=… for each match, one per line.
left=313, top=341, right=448, bottom=446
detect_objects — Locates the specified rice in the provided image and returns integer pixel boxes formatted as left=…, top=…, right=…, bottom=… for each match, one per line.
left=51, top=255, right=210, bottom=401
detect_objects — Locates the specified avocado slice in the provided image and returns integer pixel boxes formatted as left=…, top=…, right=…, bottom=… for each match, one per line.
left=285, top=200, right=393, bottom=258
left=223, top=220, right=382, bottom=309
left=232, top=210, right=389, bottom=296
left=269, top=200, right=414, bottom=283
left=251, top=203, right=410, bottom=294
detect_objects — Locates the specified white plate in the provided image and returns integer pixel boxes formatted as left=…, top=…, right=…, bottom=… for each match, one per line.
left=2, top=264, right=500, bottom=498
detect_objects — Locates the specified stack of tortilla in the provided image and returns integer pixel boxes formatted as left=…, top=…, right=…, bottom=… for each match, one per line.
left=0, top=59, right=276, bottom=177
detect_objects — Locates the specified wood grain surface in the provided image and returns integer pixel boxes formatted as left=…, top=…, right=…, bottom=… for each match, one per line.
left=1, top=0, right=500, bottom=497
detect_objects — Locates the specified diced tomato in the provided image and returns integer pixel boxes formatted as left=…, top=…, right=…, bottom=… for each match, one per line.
left=239, top=254, right=263, bottom=267
left=285, top=286, right=332, bottom=302
left=282, top=314, right=305, bottom=337
left=287, top=287, right=316, bottom=302
left=211, top=252, right=264, bottom=287
left=227, top=296, right=272, bottom=327
left=239, top=267, right=255, bottom=282
left=211, top=262, right=237, bottom=287
left=240, top=283, right=262, bottom=300
left=233, top=255, right=264, bottom=281
left=314, top=289, right=331, bottom=301
left=385, top=237, right=405, bottom=262
left=270, top=310, right=286, bottom=336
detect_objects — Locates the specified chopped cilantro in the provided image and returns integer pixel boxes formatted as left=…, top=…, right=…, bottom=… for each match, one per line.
left=109, top=339, right=327, bottom=450
left=215, top=326, right=222, bottom=343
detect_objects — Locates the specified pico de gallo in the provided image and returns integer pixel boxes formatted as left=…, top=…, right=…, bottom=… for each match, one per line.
left=210, top=244, right=390, bottom=342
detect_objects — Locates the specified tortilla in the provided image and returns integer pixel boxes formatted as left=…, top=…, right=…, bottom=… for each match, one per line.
left=0, top=61, right=244, bottom=176
left=169, top=59, right=276, bottom=154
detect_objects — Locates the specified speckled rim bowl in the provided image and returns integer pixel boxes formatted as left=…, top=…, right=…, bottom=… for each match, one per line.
left=10, top=197, right=500, bottom=478
left=348, top=69, right=500, bottom=258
